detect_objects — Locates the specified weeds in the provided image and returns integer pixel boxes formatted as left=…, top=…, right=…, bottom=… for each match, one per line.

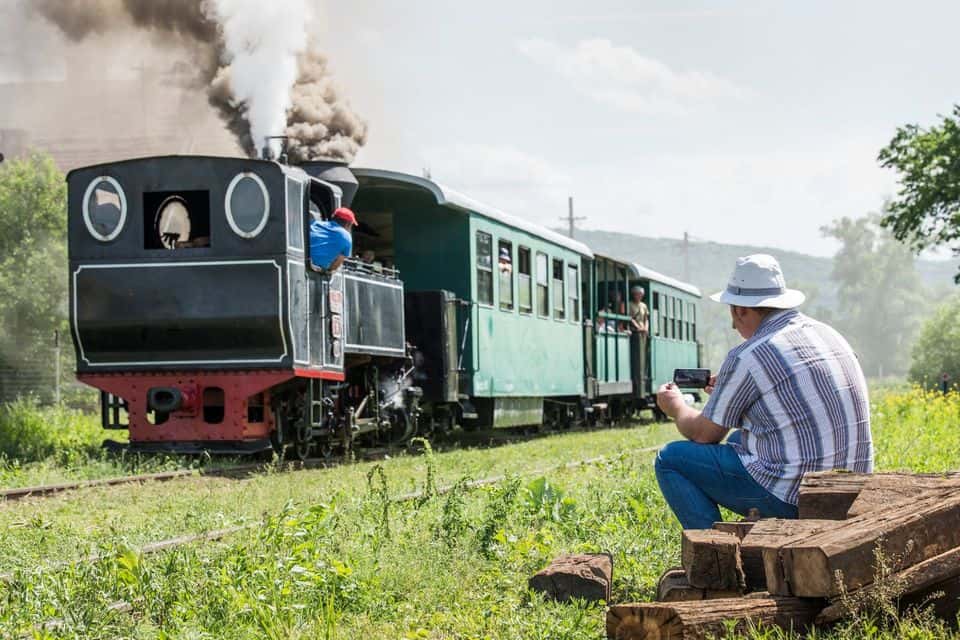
left=365, top=464, right=391, bottom=543
left=0, top=388, right=957, bottom=638
left=435, top=476, right=471, bottom=545
left=476, top=476, right=522, bottom=558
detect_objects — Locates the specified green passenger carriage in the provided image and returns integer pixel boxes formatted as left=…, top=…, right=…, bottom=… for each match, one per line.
left=351, top=169, right=702, bottom=428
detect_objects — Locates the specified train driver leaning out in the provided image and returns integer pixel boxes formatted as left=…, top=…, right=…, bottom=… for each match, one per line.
left=654, top=254, right=873, bottom=529
left=310, top=207, right=357, bottom=272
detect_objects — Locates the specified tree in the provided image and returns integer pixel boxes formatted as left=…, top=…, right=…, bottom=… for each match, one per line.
left=909, top=295, right=960, bottom=389
left=0, top=153, right=68, bottom=397
left=879, top=105, right=960, bottom=281
left=821, top=214, right=928, bottom=377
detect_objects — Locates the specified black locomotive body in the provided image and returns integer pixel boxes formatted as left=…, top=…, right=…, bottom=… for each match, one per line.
left=69, top=156, right=416, bottom=457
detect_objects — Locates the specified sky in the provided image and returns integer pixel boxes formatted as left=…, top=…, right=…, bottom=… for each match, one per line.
left=314, top=0, right=960, bottom=256
left=2, top=0, right=958, bottom=257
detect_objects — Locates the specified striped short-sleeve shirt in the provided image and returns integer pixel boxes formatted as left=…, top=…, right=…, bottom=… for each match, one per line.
left=701, top=309, right=873, bottom=505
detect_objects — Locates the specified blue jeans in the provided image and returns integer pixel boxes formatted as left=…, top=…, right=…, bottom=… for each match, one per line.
left=654, top=430, right=798, bottom=529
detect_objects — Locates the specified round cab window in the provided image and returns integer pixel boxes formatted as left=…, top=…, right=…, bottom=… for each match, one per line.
left=225, top=172, right=269, bottom=238
left=82, top=176, right=127, bottom=242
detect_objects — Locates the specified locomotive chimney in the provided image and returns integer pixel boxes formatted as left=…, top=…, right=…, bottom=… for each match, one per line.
left=299, top=159, right=359, bottom=207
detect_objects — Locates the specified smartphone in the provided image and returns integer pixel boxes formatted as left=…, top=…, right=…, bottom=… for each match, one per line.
left=673, top=368, right=711, bottom=389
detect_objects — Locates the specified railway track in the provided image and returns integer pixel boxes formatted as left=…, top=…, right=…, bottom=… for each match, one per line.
left=0, top=421, right=652, bottom=505
left=0, top=446, right=409, bottom=504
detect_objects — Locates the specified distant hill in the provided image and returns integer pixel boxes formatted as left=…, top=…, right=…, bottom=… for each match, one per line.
left=568, top=229, right=959, bottom=370
left=570, top=229, right=959, bottom=313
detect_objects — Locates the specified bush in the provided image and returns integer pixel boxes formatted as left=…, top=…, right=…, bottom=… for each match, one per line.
left=0, top=399, right=104, bottom=462
left=909, top=295, right=960, bottom=389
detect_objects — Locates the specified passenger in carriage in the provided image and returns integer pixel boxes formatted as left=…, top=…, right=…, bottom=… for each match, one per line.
left=309, top=207, right=356, bottom=272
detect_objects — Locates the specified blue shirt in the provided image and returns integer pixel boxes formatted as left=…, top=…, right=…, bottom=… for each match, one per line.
left=309, top=219, right=352, bottom=269
left=702, top=309, right=873, bottom=505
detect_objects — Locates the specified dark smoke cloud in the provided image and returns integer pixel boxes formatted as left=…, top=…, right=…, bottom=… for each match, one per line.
left=285, top=47, right=369, bottom=163
left=30, top=0, right=366, bottom=162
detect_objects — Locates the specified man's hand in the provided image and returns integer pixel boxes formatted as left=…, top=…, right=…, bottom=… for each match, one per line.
left=657, top=381, right=728, bottom=444
left=657, top=382, right=686, bottom=419
left=705, top=374, right=717, bottom=395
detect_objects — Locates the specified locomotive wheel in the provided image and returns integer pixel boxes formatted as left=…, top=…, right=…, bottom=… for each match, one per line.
left=294, top=440, right=312, bottom=461
left=269, top=418, right=287, bottom=455
left=317, top=442, right=335, bottom=459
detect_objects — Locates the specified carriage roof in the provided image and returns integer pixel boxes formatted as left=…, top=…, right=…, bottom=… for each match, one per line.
left=352, top=168, right=594, bottom=258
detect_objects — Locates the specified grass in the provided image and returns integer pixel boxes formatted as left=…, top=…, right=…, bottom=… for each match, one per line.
left=0, top=387, right=958, bottom=638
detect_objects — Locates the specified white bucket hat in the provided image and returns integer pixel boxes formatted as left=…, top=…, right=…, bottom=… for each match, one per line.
left=709, top=254, right=805, bottom=309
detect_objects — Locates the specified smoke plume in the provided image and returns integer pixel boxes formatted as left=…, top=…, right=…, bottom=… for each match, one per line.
left=30, top=0, right=367, bottom=162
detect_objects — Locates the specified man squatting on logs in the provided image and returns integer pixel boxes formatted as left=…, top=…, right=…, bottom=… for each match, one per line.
left=654, top=254, right=874, bottom=529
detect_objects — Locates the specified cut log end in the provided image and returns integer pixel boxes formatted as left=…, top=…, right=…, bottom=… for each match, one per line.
left=681, top=529, right=746, bottom=592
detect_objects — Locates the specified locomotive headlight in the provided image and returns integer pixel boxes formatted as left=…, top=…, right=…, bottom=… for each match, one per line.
left=225, top=172, right=270, bottom=238
left=82, top=176, right=127, bottom=242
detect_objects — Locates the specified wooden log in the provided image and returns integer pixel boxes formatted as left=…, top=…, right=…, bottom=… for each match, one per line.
left=680, top=530, right=745, bottom=591
left=712, top=521, right=754, bottom=541
left=782, top=491, right=960, bottom=598
left=845, top=473, right=960, bottom=518
left=656, top=568, right=742, bottom=602
left=816, top=545, right=960, bottom=624
left=528, top=553, right=612, bottom=603
left=739, top=519, right=834, bottom=594
left=797, top=471, right=872, bottom=520
left=606, top=595, right=825, bottom=639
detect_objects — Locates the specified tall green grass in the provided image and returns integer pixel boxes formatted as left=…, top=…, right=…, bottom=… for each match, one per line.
left=0, top=388, right=958, bottom=637
left=0, top=399, right=105, bottom=462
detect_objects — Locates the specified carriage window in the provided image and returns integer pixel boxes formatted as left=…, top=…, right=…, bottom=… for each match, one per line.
left=652, top=292, right=661, bottom=337
left=690, top=303, right=697, bottom=342
left=568, top=264, right=580, bottom=322
left=286, top=177, right=304, bottom=251
left=498, top=239, right=514, bottom=311
left=552, top=259, right=565, bottom=320
left=476, top=231, right=493, bottom=305
left=680, top=299, right=685, bottom=340
left=672, top=297, right=679, bottom=339
left=536, top=252, right=549, bottom=317
left=664, top=295, right=672, bottom=339
left=83, top=176, right=127, bottom=241
left=143, top=190, right=210, bottom=249
left=518, top=247, right=532, bottom=313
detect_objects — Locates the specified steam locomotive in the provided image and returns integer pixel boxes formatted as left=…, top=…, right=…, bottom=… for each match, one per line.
left=68, top=155, right=703, bottom=458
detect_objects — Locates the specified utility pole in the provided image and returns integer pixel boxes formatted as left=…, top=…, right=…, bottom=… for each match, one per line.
left=560, top=196, right=586, bottom=238
left=682, top=231, right=690, bottom=281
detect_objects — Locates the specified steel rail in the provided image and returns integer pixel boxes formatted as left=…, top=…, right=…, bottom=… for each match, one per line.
left=0, top=420, right=651, bottom=505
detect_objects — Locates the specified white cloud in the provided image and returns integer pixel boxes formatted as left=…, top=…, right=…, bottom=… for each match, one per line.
left=516, top=38, right=746, bottom=114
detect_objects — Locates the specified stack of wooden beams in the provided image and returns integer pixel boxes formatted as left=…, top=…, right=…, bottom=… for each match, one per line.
left=606, top=470, right=960, bottom=639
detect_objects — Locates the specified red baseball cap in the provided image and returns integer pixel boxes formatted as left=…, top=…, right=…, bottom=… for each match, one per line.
left=332, top=207, right=357, bottom=225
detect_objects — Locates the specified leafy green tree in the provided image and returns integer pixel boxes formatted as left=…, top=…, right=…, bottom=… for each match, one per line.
left=821, top=214, right=928, bottom=377
left=879, top=105, right=960, bottom=281
left=909, top=295, right=960, bottom=389
left=0, top=153, right=68, bottom=395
